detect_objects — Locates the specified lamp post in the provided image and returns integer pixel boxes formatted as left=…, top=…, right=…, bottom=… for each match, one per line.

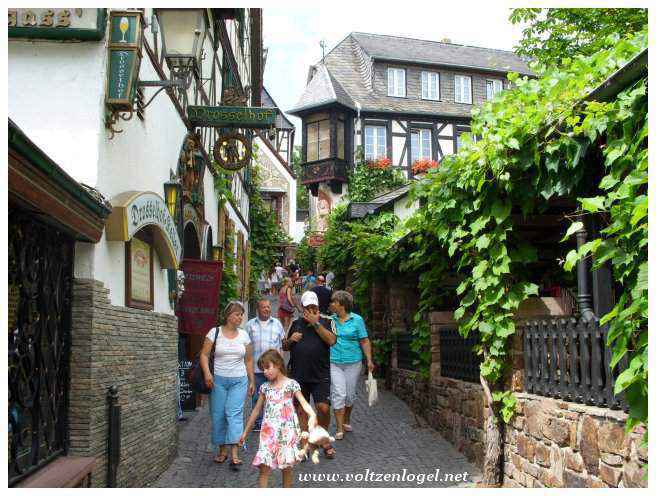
left=154, top=8, right=207, bottom=86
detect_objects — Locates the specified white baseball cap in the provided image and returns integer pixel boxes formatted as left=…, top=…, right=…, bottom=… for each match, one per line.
left=301, top=291, right=319, bottom=307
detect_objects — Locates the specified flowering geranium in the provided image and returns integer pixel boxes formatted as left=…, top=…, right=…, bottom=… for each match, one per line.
left=365, top=157, right=392, bottom=170
left=411, top=159, right=439, bottom=174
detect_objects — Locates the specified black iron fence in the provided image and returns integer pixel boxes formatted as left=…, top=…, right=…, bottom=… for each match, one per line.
left=522, top=318, right=628, bottom=410
left=396, top=332, right=419, bottom=371
left=440, top=327, right=481, bottom=383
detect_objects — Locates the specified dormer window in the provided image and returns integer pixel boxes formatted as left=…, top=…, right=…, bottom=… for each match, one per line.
left=388, top=68, right=406, bottom=97
left=454, top=75, right=472, bottom=104
left=486, top=79, right=503, bottom=99
left=421, top=71, right=440, bottom=100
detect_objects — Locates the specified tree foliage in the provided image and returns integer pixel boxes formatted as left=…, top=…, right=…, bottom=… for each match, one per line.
left=510, top=8, right=647, bottom=70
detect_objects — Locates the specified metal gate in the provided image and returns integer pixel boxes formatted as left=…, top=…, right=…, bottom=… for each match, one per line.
left=8, top=209, right=74, bottom=485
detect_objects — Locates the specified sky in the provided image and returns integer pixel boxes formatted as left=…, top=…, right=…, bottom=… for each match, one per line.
left=261, top=0, right=527, bottom=146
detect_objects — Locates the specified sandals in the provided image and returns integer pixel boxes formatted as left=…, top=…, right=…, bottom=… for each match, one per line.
left=323, top=444, right=336, bottom=459
left=214, top=454, right=228, bottom=464
left=335, top=431, right=344, bottom=440
left=230, top=458, right=243, bottom=471
left=343, top=424, right=353, bottom=432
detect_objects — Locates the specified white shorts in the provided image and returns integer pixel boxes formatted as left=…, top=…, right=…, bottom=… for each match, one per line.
left=330, top=361, right=363, bottom=410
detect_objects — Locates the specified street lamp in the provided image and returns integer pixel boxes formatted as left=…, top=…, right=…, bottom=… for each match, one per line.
left=155, top=9, right=207, bottom=82
left=163, top=174, right=182, bottom=219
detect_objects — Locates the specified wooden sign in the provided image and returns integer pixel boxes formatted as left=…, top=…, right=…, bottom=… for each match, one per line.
left=308, top=234, right=325, bottom=247
left=126, top=234, right=153, bottom=310
left=8, top=8, right=106, bottom=40
left=187, top=106, right=277, bottom=128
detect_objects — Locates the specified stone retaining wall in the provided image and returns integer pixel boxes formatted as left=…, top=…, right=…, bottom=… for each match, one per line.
left=69, top=278, right=178, bottom=487
left=504, top=394, right=647, bottom=488
left=387, top=307, right=647, bottom=488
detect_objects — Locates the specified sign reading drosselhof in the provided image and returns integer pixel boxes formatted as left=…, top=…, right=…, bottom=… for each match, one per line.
left=187, top=106, right=277, bottom=128
left=128, top=193, right=182, bottom=263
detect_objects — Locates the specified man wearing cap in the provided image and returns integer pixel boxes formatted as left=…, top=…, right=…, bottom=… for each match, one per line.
left=282, top=291, right=337, bottom=459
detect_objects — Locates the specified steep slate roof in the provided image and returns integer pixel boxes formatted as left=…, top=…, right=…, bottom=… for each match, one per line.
left=261, top=87, right=295, bottom=130
left=351, top=32, right=532, bottom=76
left=290, top=32, right=532, bottom=117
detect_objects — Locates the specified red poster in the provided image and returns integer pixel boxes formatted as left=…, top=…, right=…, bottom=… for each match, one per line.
left=176, top=259, right=223, bottom=335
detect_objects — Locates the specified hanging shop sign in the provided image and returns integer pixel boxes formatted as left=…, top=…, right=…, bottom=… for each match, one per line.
left=213, top=132, right=252, bottom=172
left=308, top=233, right=325, bottom=247
left=8, top=8, right=106, bottom=40
left=106, top=191, right=182, bottom=269
left=187, top=106, right=277, bottom=128
left=105, top=10, right=143, bottom=111
left=176, top=260, right=223, bottom=335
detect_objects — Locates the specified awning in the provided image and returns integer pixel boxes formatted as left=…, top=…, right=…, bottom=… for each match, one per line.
left=105, top=191, right=182, bottom=269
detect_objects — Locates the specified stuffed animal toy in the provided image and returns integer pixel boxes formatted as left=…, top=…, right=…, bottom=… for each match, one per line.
left=296, top=425, right=335, bottom=464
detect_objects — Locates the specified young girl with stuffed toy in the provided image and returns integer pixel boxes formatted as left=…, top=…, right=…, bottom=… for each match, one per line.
left=239, top=349, right=316, bottom=487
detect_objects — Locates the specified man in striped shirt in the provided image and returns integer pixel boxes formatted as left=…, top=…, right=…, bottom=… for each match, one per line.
left=245, top=297, right=285, bottom=431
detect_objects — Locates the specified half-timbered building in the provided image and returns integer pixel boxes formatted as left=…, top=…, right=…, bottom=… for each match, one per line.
left=289, top=32, right=532, bottom=230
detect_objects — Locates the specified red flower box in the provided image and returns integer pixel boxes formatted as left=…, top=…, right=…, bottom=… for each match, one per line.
left=411, top=159, right=439, bottom=174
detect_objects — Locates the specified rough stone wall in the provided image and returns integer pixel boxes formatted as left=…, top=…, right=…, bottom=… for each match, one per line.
left=69, top=278, right=178, bottom=487
left=386, top=305, right=647, bottom=488
left=503, top=395, right=647, bottom=488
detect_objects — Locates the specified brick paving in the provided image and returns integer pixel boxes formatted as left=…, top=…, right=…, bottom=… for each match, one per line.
left=154, top=294, right=481, bottom=488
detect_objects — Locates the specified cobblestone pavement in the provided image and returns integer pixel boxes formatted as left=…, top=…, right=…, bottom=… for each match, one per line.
left=154, top=294, right=481, bottom=488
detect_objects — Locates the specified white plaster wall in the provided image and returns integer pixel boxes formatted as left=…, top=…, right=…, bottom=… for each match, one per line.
left=394, top=196, right=420, bottom=222
left=8, top=39, right=106, bottom=186
left=255, top=137, right=298, bottom=236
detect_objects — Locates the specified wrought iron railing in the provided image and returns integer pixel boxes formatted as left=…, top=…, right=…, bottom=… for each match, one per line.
left=396, top=332, right=419, bottom=371
left=8, top=210, right=74, bottom=485
left=439, top=328, right=481, bottom=383
left=522, top=318, right=628, bottom=410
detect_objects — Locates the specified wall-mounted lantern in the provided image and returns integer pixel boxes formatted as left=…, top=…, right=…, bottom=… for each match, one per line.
left=154, top=8, right=207, bottom=85
left=212, top=245, right=223, bottom=262
left=163, top=175, right=182, bottom=219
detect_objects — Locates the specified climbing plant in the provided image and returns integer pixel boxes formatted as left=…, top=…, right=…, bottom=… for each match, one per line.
left=402, top=30, right=647, bottom=483
left=295, top=231, right=317, bottom=273
left=348, top=147, right=406, bottom=202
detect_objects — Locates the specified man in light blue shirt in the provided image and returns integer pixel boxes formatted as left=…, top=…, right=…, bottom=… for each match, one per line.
left=245, top=297, right=285, bottom=430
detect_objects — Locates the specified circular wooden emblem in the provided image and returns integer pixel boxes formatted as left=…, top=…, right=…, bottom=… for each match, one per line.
left=213, top=133, right=251, bottom=171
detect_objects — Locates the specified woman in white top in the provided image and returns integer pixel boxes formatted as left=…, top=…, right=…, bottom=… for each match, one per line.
left=200, top=301, right=255, bottom=469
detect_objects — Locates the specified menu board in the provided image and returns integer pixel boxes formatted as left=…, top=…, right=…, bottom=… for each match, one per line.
left=178, top=360, right=196, bottom=412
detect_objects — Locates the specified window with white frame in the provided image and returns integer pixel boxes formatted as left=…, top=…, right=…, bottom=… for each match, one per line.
left=411, top=128, right=432, bottom=163
left=454, top=75, right=472, bottom=104
left=421, top=71, right=440, bottom=100
left=387, top=68, right=406, bottom=97
left=486, top=79, right=503, bottom=100
left=364, top=125, right=387, bottom=160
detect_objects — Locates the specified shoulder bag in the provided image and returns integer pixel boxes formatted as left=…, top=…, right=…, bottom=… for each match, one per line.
left=188, top=326, right=219, bottom=395
left=280, top=289, right=295, bottom=313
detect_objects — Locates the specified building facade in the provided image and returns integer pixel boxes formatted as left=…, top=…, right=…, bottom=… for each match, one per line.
left=289, top=32, right=532, bottom=233
left=8, top=7, right=262, bottom=487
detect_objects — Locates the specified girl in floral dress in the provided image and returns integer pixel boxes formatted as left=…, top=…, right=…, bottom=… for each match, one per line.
left=240, top=349, right=317, bottom=487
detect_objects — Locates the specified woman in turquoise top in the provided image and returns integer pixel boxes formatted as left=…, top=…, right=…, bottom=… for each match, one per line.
left=329, top=290, right=374, bottom=440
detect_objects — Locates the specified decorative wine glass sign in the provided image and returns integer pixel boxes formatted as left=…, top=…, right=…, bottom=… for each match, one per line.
left=119, top=16, right=129, bottom=42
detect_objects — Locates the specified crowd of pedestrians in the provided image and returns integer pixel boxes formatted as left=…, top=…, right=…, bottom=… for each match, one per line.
left=199, top=266, right=373, bottom=487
